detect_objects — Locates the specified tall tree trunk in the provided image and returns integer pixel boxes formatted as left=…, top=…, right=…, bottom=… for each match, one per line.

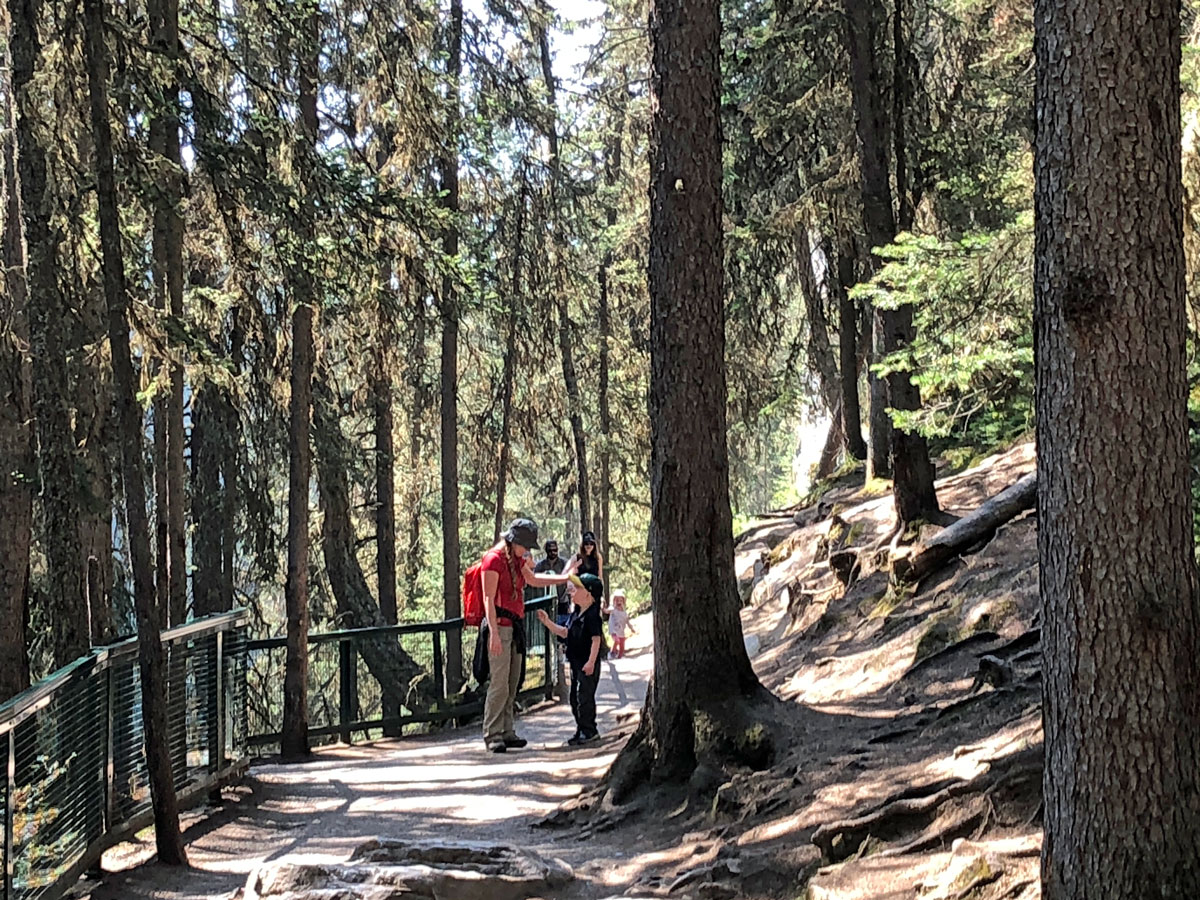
left=865, top=320, right=890, bottom=479
left=893, top=0, right=914, bottom=234
left=1034, top=2, right=1200, bottom=896
left=82, top=0, right=187, bottom=862
left=439, top=0, right=464, bottom=695
left=797, top=229, right=842, bottom=458
left=816, top=407, right=846, bottom=481
left=830, top=234, right=866, bottom=461
left=76, top=374, right=114, bottom=643
left=537, top=13, right=592, bottom=534
left=281, top=6, right=319, bottom=761
left=404, top=264, right=426, bottom=611
left=149, top=0, right=187, bottom=628
left=611, top=0, right=767, bottom=793
left=493, top=172, right=527, bottom=542
left=373, top=257, right=398, bottom=626
left=192, top=381, right=223, bottom=617
left=73, top=265, right=114, bottom=642
left=491, top=309, right=517, bottom=542
left=314, top=380, right=434, bottom=718
left=842, top=0, right=939, bottom=527
left=598, top=108, right=623, bottom=594
left=0, top=52, right=33, bottom=700
left=220, top=311, right=242, bottom=612
left=372, top=303, right=398, bottom=738
left=8, top=0, right=89, bottom=669
left=374, top=363, right=397, bottom=625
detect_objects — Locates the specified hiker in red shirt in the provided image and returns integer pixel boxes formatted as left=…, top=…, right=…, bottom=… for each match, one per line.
left=481, top=518, right=571, bottom=753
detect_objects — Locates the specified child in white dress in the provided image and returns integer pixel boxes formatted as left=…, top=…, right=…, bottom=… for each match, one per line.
left=605, top=589, right=636, bottom=659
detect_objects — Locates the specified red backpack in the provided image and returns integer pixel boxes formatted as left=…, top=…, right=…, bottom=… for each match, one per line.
left=462, top=547, right=522, bottom=627
left=463, top=561, right=485, bottom=627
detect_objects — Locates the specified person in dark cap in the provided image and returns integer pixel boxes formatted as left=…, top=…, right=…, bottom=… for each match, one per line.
left=537, top=572, right=606, bottom=745
left=480, top=518, right=572, bottom=753
left=532, top=539, right=569, bottom=617
left=564, top=530, right=604, bottom=581
left=532, top=538, right=570, bottom=699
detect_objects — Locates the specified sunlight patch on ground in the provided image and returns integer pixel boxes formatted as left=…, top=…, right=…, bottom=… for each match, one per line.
left=782, top=629, right=921, bottom=704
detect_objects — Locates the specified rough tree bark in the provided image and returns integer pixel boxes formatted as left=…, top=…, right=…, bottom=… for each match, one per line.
left=192, top=381, right=223, bottom=617
left=598, top=95, right=624, bottom=593
left=7, top=0, right=89, bottom=669
left=493, top=171, right=527, bottom=542
left=0, top=49, right=33, bottom=699
left=81, top=0, right=187, bottom=862
left=842, top=0, right=940, bottom=528
left=537, top=14, right=591, bottom=533
left=195, top=304, right=239, bottom=618
left=439, top=0, right=464, bottom=694
left=404, top=261, right=427, bottom=610
left=73, top=240, right=115, bottom=643
left=75, top=353, right=114, bottom=643
left=221, top=313, right=242, bottom=612
left=148, top=0, right=188, bottom=628
left=611, top=0, right=770, bottom=795
left=1034, top=1, right=1200, bottom=896
left=281, top=6, right=320, bottom=760
left=797, top=229, right=844, bottom=479
left=830, top=233, right=866, bottom=461
left=374, top=304, right=398, bottom=627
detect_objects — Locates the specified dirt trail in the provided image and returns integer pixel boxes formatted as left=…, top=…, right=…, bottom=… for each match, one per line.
left=77, top=443, right=1046, bottom=900
left=79, top=629, right=654, bottom=900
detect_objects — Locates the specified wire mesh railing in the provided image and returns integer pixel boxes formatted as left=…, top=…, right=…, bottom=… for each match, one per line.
left=0, top=610, right=249, bottom=900
left=245, top=594, right=557, bottom=751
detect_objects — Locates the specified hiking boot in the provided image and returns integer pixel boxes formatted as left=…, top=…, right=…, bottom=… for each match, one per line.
left=503, top=736, right=528, bottom=749
left=578, top=731, right=600, bottom=744
left=566, top=732, right=585, bottom=746
left=486, top=740, right=507, bottom=753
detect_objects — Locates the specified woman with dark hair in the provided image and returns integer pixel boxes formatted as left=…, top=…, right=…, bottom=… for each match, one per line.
left=564, top=530, right=604, bottom=581
left=480, top=518, right=571, bottom=753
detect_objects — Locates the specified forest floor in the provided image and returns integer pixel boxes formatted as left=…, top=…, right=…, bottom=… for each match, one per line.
left=77, top=440, right=1043, bottom=900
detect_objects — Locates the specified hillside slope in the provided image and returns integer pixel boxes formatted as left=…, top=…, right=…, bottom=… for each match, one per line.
left=712, top=443, right=1043, bottom=899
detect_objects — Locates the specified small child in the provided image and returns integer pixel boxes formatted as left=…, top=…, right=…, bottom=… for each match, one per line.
left=604, top=589, right=636, bottom=659
left=537, top=573, right=605, bottom=745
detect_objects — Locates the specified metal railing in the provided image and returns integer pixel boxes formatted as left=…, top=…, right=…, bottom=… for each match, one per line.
left=0, top=610, right=249, bottom=900
left=245, top=595, right=557, bottom=750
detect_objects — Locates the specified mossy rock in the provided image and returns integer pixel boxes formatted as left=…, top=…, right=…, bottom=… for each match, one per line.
left=857, top=478, right=892, bottom=499
left=692, top=709, right=776, bottom=772
left=914, top=618, right=958, bottom=663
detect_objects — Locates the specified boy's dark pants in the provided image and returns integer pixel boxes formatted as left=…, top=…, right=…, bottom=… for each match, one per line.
left=569, top=662, right=600, bottom=736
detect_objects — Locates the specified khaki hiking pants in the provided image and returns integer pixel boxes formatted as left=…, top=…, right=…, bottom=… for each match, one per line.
left=483, top=625, right=524, bottom=742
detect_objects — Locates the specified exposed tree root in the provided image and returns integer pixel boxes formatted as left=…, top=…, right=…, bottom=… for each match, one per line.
left=811, top=746, right=1043, bottom=863
left=900, top=631, right=1003, bottom=681
left=605, top=688, right=783, bottom=807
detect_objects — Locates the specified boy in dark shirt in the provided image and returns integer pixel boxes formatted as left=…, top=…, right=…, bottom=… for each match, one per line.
left=537, top=573, right=605, bottom=745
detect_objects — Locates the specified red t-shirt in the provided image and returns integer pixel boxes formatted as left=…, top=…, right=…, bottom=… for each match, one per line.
left=482, top=547, right=525, bottom=620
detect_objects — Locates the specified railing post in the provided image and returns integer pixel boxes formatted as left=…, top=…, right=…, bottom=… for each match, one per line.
left=105, top=664, right=115, bottom=832
left=543, top=606, right=553, bottom=702
left=432, top=631, right=445, bottom=701
left=338, top=639, right=355, bottom=744
left=6, top=729, right=14, bottom=900
left=214, top=631, right=225, bottom=775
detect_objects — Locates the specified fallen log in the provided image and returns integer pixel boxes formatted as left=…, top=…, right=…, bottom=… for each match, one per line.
left=892, top=473, right=1036, bottom=583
